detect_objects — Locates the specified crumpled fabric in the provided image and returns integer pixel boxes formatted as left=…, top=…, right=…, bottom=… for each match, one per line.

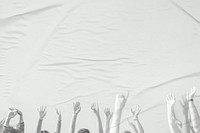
left=0, top=0, right=200, bottom=133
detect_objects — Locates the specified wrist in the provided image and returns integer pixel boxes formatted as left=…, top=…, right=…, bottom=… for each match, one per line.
left=132, top=117, right=138, bottom=121
left=114, top=107, right=123, bottom=112
left=73, top=113, right=78, bottom=117
left=112, top=111, right=122, bottom=121
left=96, top=112, right=100, bottom=116
left=167, top=104, right=174, bottom=107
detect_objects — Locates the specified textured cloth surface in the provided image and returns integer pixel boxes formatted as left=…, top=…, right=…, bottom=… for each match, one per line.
left=0, top=0, right=200, bottom=133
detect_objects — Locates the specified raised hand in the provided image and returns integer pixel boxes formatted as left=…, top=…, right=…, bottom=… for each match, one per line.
left=16, top=109, right=23, bottom=116
left=91, top=103, right=99, bottom=115
left=38, top=106, right=47, bottom=119
left=56, top=109, right=62, bottom=121
left=73, top=102, right=81, bottom=115
left=7, top=109, right=17, bottom=119
left=104, top=108, right=113, bottom=120
left=91, top=102, right=103, bottom=133
left=180, top=93, right=189, bottom=115
left=110, top=92, right=129, bottom=133
left=0, top=119, right=5, bottom=125
left=131, top=105, right=141, bottom=120
left=9, top=108, right=23, bottom=116
left=115, top=92, right=129, bottom=110
left=166, top=94, right=176, bottom=107
left=0, top=119, right=4, bottom=133
left=189, top=87, right=196, bottom=100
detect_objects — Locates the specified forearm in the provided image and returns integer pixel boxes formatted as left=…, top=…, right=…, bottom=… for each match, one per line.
left=105, top=119, right=110, bottom=133
left=167, top=108, right=181, bottom=133
left=181, top=114, right=190, bottom=133
left=70, top=114, right=77, bottom=133
left=56, top=120, right=61, bottom=133
left=4, top=117, right=10, bottom=127
left=19, top=115, right=24, bottom=123
left=95, top=114, right=103, bottom=133
left=189, top=101, right=200, bottom=131
left=36, top=119, right=43, bottom=133
left=167, top=106, right=175, bottom=123
left=129, top=122, right=138, bottom=133
left=110, top=109, right=122, bottom=133
left=134, top=119, right=144, bottom=133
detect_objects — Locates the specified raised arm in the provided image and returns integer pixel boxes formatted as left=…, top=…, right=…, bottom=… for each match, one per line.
left=110, top=92, right=129, bottom=133
left=4, top=109, right=17, bottom=127
left=91, top=103, right=103, bottom=133
left=14, top=109, right=24, bottom=124
left=188, top=87, right=200, bottom=132
left=104, top=108, right=113, bottom=133
left=166, top=94, right=181, bottom=133
left=180, top=93, right=190, bottom=133
left=55, top=109, right=62, bottom=133
left=188, top=114, right=195, bottom=133
left=127, top=118, right=137, bottom=133
left=15, top=109, right=25, bottom=133
left=130, top=105, right=144, bottom=133
left=36, top=106, right=47, bottom=133
left=8, top=108, right=24, bottom=124
left=69, top=102, right=81, bottom=133
left=0, top=119, right=5, bottom=133
left=2, top=109, right=17, bottom=133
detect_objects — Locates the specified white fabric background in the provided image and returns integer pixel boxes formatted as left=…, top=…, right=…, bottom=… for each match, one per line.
left=0, top=0, right=200, bottom=133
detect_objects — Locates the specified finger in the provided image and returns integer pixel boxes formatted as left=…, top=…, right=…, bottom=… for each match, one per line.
left=172, top=94, right=175, bottom=100
left=56, top=109, right=58, bottom=114
left=184, top=94, right=188, bottom=103
left=179, top=100, right=184, bottom=107
left=119, top=93, right=124, bottom=99
left=185, top=92, right=189, bottom=100
left=125, top=91, right=130, bottom=100
left=193, top=87, right=197, bottom=94
left=131, top=108, right=134, bottom=114
left=166, top=95, right=169, bottom=102
left=9, top=108, right=14, bottom=111
left=77, top=103, right=80, bottom=108
left=131, top=108, right=133, bottom=113
left=181, top=95, right=185, bottom=103
left=138, top=106, right=141, bottom=113
left=44, top=111, right=47, bottom=116
left=96, top=103, right=99, bottom=110
left=104, top=108, right=106, bottom=113
left=171, top=93, right=175, bottom=101
left=168, top=94, right=171, bottom=100
left=127, top=118, right=131, bottom=123
left=168, top=93, right=171, bottom=100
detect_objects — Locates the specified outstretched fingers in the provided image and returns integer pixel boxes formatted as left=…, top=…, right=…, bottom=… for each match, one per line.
left=73, top=101, right=81, bottom=115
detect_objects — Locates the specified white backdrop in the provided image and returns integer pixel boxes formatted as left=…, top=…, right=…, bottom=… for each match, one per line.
left=1, top=0, right=200, bottom=133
